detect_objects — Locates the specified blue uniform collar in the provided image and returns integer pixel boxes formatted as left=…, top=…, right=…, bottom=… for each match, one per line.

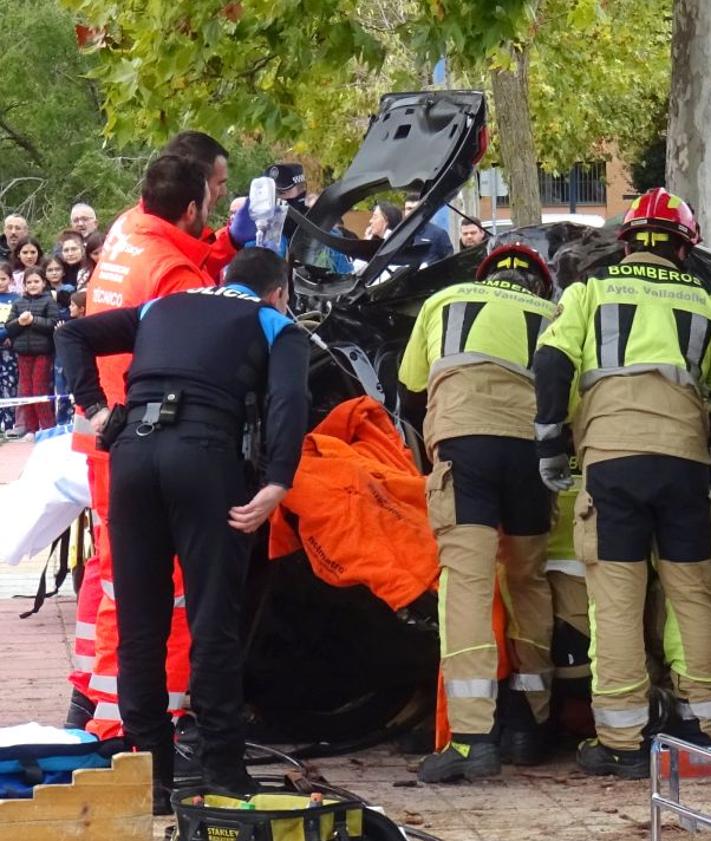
left=225, top=283, right=260, bottom=299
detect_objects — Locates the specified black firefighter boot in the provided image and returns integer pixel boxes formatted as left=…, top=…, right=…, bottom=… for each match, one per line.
left=577, top=738, right=650, bottom=780
left=418, top=740, right=501, bottom=783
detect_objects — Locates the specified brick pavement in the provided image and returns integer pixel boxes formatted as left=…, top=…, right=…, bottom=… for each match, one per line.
left=0, top=438, right=75, bottom=727
left=0, top=438, right=33, bottom=484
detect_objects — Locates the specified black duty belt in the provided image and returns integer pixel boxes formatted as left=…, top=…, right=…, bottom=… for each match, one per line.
left=126, top=403, right=241, bottom=437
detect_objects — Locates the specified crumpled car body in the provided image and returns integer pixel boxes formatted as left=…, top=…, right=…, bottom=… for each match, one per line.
left=289, top=89, right=487, bottom=295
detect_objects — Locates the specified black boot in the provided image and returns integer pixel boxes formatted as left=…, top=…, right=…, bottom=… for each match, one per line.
left=418, top=741, right=501, bottom=783
left=204, top=760, right=258, bottom=794
left=500, top=726, right=547, bottom=766
left=577, top=738, right=650, bottom=780
left=64, top=688, right=96, bottom=730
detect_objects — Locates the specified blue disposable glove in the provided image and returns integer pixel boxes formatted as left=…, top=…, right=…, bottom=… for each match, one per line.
left=229, top=198, right=257, bottom=248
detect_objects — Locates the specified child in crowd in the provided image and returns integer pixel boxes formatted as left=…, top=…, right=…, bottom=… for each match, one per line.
left=0, top=261, right=20, bottom=434
left=4, top=266, right=60, bottom=439
left=46, top=256, right=74, bottom=320
left=11, top=236, right=43, bottom=294
left=57, top=231, right=91, bottom=289
left=84, top=231, right=104, bottom=276
left=69, top=290, right=86, bottom=319
left=54, top=291, right=86, bottom=425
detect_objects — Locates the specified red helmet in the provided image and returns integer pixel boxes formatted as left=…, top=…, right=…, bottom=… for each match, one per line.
left=619, top=188, right=701, bottom=246
left=476, top=242, right=553, bottom=299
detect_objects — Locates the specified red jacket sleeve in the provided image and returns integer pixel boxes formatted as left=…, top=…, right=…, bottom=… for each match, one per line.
left=203, top=226, right=237, bottom=281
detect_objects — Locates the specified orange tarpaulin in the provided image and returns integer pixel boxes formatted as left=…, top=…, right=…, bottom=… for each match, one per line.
left=269, top=396, right=440, bottom=610
left=269, top=396, right=510, bottom=746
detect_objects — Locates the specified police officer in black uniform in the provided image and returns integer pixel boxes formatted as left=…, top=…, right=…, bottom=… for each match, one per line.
left=56, top=246, right=310, bottom=810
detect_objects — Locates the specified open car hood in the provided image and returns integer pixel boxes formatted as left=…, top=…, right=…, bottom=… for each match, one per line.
left=289, top=90, right=487, bottom=291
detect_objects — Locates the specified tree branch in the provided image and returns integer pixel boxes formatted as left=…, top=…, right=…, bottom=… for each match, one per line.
left=0, top=114, right=44, bottom=167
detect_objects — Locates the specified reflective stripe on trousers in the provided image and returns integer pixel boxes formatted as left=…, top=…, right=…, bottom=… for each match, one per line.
left=677, top=700, right=711, bottom=720
left=446, top=678, right=498, bottom=700
left=509, top=672, right=548, bottom=692
left=102, top=577, right=186, bottom=609
left=594, top=706, right=648, bottom=729
left=73, top=654, right=96, bottom=672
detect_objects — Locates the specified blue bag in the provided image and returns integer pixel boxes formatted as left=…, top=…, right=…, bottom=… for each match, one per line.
left=0, top=729, right=121, bottom=798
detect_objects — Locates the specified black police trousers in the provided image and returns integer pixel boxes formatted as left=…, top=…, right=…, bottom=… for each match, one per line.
left=108, top=420, right=250, bottom=782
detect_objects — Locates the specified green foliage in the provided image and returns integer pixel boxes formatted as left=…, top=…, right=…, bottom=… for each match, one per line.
left=438, top=0, right=672, bottom=173
left=63, top=0, right=386, bottom=153
left=527, top=0, right=672, bottom=172
left=56, top=0, right=672, bottom=200
left=0, top=0, right=150, bottom=243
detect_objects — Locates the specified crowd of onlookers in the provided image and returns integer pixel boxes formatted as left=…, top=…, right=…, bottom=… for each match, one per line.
left=0, top=185, right=487, bottom=443
left=0, top=206, right=96, bottom=440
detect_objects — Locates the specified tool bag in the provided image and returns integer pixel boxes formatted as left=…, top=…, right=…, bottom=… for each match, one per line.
left=172, top=789, right=403, bottom=841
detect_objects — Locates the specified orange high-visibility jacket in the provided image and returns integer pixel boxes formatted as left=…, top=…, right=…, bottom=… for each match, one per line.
left=85, top=204, right=218, bottom=411
left=269, top=396, right=509, bottom=643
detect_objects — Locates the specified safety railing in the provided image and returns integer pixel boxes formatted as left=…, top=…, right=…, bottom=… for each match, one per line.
left=650, top=734, right=711, bottom=839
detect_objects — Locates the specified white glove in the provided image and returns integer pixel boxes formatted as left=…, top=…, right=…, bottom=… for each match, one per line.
left=539, top=454, right=573, bottom=492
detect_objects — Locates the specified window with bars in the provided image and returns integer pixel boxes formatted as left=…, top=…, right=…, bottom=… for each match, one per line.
left=496, top=162, right=607, bottom=207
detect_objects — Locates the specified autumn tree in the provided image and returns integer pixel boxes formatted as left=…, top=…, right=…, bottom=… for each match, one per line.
left=61, top=0, right=673, bottom=226
left=666, top=0, right=711, bottom=237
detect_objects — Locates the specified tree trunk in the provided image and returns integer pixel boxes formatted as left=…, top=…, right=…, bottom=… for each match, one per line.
left=490, top=47, right=541, bottom=227
left=666, top=0, right=711, bottom=238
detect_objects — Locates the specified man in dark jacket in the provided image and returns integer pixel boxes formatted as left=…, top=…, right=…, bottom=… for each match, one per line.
left=404, top=193, right=454, bottom=266
left=0, top=214, right=29, bottom=261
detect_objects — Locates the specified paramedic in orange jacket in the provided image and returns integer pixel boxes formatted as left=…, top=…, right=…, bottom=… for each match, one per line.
left=68, top=136, right=251, bottom=736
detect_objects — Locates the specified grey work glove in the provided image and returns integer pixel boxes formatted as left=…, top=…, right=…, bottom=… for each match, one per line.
left=539, top=454, right=573, bottom=492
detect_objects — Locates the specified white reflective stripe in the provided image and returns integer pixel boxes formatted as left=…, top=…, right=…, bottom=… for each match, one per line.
left=101, top=580, right=115, bottom=600
left=75, top=621, right=96, bottom=640
left=687, top=313, right=708, bottom=380
left=93, top=701, right=121, bottom=722
left=509, top=673, right=547, bottom=692
left=443, top=302, right=468, bottom=356
left=677, top=700, right=711, bottom=720
left=545, top=558, right=586, bottom=578
left=73, top=654, right=96, bottom=672
left=431, top=352, right=533, bottom=383
left=598, top=303, right=620, bottom=369
left=580, top=363, right=698, bottom=393
left=594, top=706, right=648, bottom=728
left=445, top=678, right=498, bottom=700
left=174, top=595, right=186, bottom=608
left=534, top=422, right=563, bottom=441
left=168, top=692, right=185, bottom=710
left=537, top=316, right=550, bottom=340
left=89, top=673, right=118, bottom=694
left=73, top=414, right=94, bottom=435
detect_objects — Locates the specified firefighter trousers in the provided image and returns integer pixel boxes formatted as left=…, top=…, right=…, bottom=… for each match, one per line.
left=108, top=420, right=251, bottom=785
left=428, top=435, right=553, bottom=740
left=576, top=454, right=711, bottom=751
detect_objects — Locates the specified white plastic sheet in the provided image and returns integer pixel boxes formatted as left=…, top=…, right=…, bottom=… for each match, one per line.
left=0, top=425, right=90, bottom=566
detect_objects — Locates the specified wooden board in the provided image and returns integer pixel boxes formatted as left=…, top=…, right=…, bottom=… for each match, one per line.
left=0, top=751, right=153, bottom=840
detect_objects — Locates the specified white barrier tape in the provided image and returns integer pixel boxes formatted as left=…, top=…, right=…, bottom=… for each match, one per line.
left=0, top=394, right=72, bottom=407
